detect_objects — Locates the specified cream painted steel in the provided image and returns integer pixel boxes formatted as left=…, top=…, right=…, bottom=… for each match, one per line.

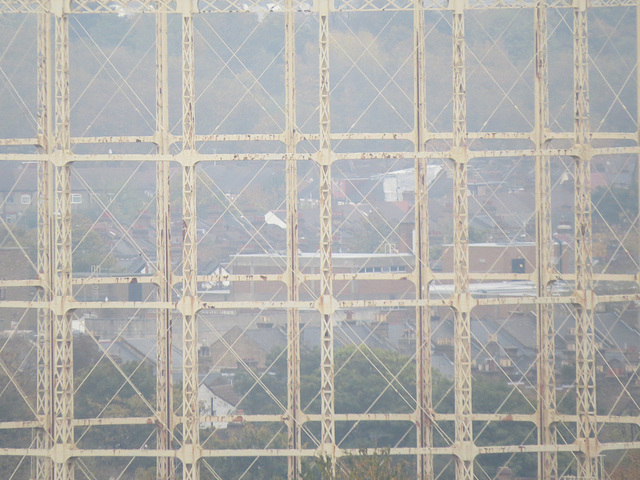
left=285, top=0, right=302, bottom=476
left=52, top=160, right=74, bottom=480
left=414, top=1, right=433, bottom=479
left=534, top=2, right=558, bottom=480
left=155, top=9, right=174, bottom=480
left=573, top=1, right=598, bottom=479
left=3, top=130, right=640, bottom=148
left=181, top=161, right=200, bottom=480
left=3, top=130, right=640, bottom=147
left=181, top=2, right=200, bottom=478
left=2, top=439, right=640, bottom=458
left=5, top=292, right=640, bottom=312
left=4, top=412, right=640, bottom=428
left=637, top=15, right=640, bottom=480
left=35, top=8, right=54, bottom=480
left=0, top=1, right=637, bottom=480
left=1, top=0, right=639, bottom=13
left=318, top=0, right=336, bottom=465
left=3, top=145, right=640, bottom=164
left=52, top=6, right=74, bottom=480
left=3, top=291, right=640, bottom=312
left=451, top=1, right=473, bottom=480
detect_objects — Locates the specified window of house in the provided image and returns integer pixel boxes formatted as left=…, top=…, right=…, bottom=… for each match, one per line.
left=71, top=193, right=82, bottom=204
left=20, top=194, right=31, bottom=205
left=6, top=194, right=14, bottom=204
left=511, top=258, right=525, bottom=273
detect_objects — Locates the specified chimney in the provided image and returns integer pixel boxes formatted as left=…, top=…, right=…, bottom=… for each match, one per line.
left=373, top=314, right=389, bottom=339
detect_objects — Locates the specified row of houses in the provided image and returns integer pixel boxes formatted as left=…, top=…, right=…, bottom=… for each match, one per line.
left=1, top=158, right=628, bottom=275
left=84, top=300, right=640, bottom=425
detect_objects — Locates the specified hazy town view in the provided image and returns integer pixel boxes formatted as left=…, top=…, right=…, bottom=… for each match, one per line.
left=0, top=3, right=638, bottom=480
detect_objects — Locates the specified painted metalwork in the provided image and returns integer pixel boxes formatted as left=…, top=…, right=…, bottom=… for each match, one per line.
left=451, top=2, right=473, bottom=480
left=52, top=6, right=74, bottom=480
left=35, top=8, right=54, bottom=480
left=155, top=8, right=174, bottom=480
left=181, top=3, right=200, bottom=477
left=534, top=2, right=558, bottom=480
left=414, top=1, right=433, bottom=479
left=0, top=0, right=638, bottom=479
left=573, top=1, right=598, bottom=479
left=285, top=0, right=302, bottom=476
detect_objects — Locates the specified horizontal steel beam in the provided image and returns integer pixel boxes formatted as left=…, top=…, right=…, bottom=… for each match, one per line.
left=1, top=145, right=640, bottom=164
left=0, top=0, right=635, bottom=15
left=2, top=440, right=640, bottom=460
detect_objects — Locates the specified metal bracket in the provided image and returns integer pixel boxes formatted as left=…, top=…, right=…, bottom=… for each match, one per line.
left=316, top=294, right=337, bottom=316
left=573, top=0, right=588, bottom=11
left=179, top=149, right=199, bottom=168
left=177, top=295, right=201, bottom=317
left=314, top=0, right=334, bottom=15
left=315, top=150, right=334, bottom=166
left=451, top=441, right=476, bottom=462
left=572, top=290, right=596, bottom=311
left=449, top=0, right=466, bottom=13
left=180, top=444, right=202, bottom=464
left=50, top=443, right=73, bottom=464
left=451, top=293, right=475, bottom=314
left=449, top=146, right=468, bottom=164
left=179, top=0, right=198, bottom=15
left=50, top=0, right=70, bottom=16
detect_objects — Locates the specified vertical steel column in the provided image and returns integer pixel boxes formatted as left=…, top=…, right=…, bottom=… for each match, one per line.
left=636, top=0, right=640, bottom=416
left=534, top=2, right=558, bottom=480
left=318, top=0, right=335, bottom=466
left=181, top=1, right=200, bottom=479
left=573, top=0, right=598, bottom=479
left=451, top=0, right=473, bottom=479
left=285, top=0, right=301, bottom=477
left=52, top=2, right=74, bottom=479
left=53, top=165, right=73, bottom=480
left=414, top=0, right=432, bottom=478
left=36, top=8, right=54, bottom=480
left=156, top=9, right=174, bottom=480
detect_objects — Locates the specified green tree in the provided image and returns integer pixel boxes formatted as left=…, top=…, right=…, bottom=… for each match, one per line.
left=592, top=185, right=637, bottom=226
left=0, top=335, right=36, bottom=477
left=471, top=378, right=536, bottom=475
left=303, top=450, right=410, bottom=480
left=73, top=339, right=156, bottom=479
left=233, top=346, right=544, bottom=477
left=202, top=423, right=287, bottom=480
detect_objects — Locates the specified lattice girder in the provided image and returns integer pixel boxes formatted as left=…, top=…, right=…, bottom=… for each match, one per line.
left=0, top=1, right=638, bottom=480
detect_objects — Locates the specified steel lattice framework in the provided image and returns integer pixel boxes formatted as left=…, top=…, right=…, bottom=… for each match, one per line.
left=0, top=0, right=639, bottom=479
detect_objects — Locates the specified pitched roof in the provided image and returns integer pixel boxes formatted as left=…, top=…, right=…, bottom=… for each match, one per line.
left=210, top=383, right=241, bottom=406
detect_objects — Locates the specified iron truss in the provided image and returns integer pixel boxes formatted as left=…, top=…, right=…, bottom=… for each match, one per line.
left=0, top=0, right=639, bottom=479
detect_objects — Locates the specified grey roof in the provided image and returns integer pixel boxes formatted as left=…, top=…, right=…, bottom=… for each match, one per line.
left=245, top=327, right=287, bottom=354
left=301, top=324, right=391, bottom=351
left=432, top=353, right=454, bottom=378
left=210, top=383, right=241, bottom=406
left=479, top=317, right=536, bottom=356
left=98, top=337, right=183, bottom=373
left=594, top=312, right=640, bottom=351
left=493, top=315, right=538, bottom=350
